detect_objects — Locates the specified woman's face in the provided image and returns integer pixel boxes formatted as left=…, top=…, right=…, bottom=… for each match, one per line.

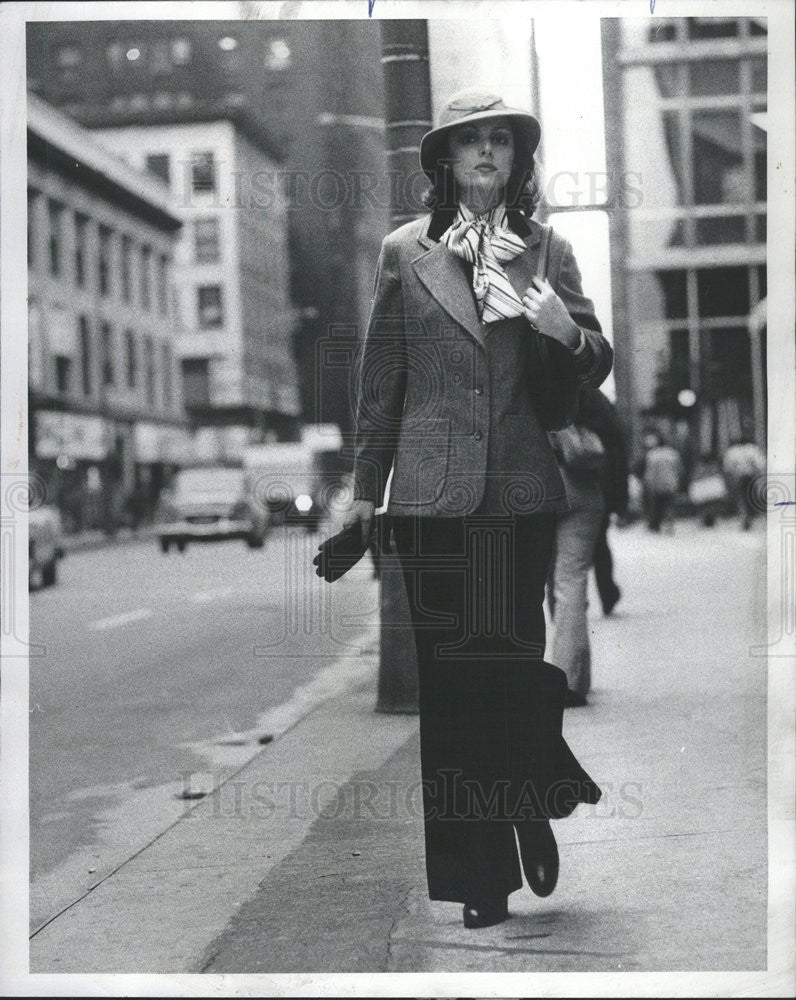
left=447, top=116, right=515, bottom=212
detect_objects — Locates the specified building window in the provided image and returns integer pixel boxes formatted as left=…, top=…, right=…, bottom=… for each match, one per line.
left=47, top=199, right=64, bottom=277
left=161, top=342, right=173, bottom=406
left=27, top=188, right=38, bottom=268
left=101, top=322, right=115, bottom=386
left=181, top=358, right=211, bottom=407
left=79, top=315, right=92, bottom=396
left=691, top=110, right=746, bottom=205
left=150, top=41, right=172, bottom=74
left=54, top=355, right=72, bottom=395
left=688, top=18, right=739, bottom=40
left=145, top=154, right=171, bottom=185
left=107, top=42, right=148, bottom=68
left=197, top=284, right=223, bottom=327
left=121, top=235, right=132, bottom=302
left=193, top=217, right=220, bottom=262
left=157, top=255, right=169, bottom=316
left=74, top=213, right=88, bottom=287
left=641, top=40, right=767, bottom=253
left=688, top=60, right=740, bottom=97
left=98, top=225, right=112, bottom=296
left=264, top=37, right=292, bottom=71
left=143, top=335, right=156, bottom=405
left=57, top=45, right=83, bottom=69
left=125, top=329, right=137, bottom=388
left=140, top=246, right=152, bottom=309
left=191, top=151, right=216, bottom=193
left=696, top=266, right=751, bottom=319
left=106, top=42, right=124, bottom=68
left=648, top=19, right=679, bottom=42
left=171, top=38, right=192, bottom=65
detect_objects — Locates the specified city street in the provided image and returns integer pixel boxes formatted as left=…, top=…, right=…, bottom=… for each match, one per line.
left=29, top=524, right=382, bottom=930
left=26, top=516, right=773, bottom=977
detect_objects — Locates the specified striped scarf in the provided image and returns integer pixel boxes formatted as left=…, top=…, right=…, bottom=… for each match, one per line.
left=441, top=203, right=527, bottom=323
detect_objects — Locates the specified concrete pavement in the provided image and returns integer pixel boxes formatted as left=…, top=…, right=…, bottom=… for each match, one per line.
left=27, top=519, right=782, bottom=985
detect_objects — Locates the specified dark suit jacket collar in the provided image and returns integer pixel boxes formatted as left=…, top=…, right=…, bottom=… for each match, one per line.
left=419, top=207, right=540, bottom=248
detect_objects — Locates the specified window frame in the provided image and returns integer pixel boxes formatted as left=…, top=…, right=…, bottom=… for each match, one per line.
left=193, top=216, right=221, bottom=263
left=197, top=284, right=224, bottom=328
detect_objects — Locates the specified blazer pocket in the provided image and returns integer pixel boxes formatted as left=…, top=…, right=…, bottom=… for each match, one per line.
left=390, top=416, right=450, bottom=505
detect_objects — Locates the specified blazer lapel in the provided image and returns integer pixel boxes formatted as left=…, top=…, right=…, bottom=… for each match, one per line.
left=410, top=215, right=544, bottom=348
left=502, top=225, right=544, bottom=303
left=412, top=240, right=486, bottom=349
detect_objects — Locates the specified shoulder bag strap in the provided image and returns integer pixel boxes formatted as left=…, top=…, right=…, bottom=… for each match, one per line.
left=536, top=224, right=552, bottom=282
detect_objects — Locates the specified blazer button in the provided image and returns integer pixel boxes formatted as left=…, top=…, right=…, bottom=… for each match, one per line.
left=473, top=430, right=482, bottom=441
left=474, top=385, right=483, bottom=395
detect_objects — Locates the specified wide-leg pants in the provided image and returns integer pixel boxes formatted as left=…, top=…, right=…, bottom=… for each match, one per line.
left=392, top=512, right=600, bottom=904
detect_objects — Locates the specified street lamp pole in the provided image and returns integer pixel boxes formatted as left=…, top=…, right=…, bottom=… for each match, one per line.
left=374, top=20, right=432, bottom=714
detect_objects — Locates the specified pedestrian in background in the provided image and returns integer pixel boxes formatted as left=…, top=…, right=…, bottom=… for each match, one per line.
left=343, top=89, right=611, bottom=929
left=722, top=437, right=765, bottom=530
left=640, top=433, right=683, bottom=533
left=590, top=392, right=629, bottom=616
left=547, top=390, right=608, bottom=707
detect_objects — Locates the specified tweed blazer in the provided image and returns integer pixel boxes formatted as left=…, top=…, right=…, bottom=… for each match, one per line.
left=352, top=210, right=613, bottom=517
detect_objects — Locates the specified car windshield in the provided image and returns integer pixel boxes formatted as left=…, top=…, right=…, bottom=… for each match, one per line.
left=173, top=468, right=245, bottom=499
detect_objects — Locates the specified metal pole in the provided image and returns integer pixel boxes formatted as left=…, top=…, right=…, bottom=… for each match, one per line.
left=749, top=298, right=766, bottom=451
left=375, top=20, right=431, bottom=714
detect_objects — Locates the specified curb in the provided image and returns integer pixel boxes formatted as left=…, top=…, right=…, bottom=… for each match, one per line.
left=60, top=526, right=158, bottom=554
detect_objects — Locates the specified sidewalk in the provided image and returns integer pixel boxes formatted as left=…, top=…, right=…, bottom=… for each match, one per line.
left=28, top=521, right=775, bottom=980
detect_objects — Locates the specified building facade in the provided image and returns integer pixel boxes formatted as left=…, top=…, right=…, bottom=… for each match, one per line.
left=602, top=15, right=767, bottom=465
left=89, top=121, right=300, bottom=450
left=26, top=20, right=387, bottom=439
left=27, top=95, right=189, bottom=532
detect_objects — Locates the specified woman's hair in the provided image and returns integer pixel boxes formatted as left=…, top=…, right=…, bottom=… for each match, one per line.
left=422, top=125, right=542, bottom=216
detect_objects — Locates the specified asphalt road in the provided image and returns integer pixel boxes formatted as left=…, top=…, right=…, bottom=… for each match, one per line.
left=29, top=524, right=381, bottom=929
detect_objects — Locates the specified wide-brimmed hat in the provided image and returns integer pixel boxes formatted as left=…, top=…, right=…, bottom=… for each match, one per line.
left=420, top=88, right=541, bottom=181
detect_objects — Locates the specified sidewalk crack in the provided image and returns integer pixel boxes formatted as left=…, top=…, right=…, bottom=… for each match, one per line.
left=384, top=884, right=413, bottom=970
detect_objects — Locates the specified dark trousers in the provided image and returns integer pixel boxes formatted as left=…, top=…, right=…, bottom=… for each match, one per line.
left=647, top=491, right=675, bottom=532
left=735, top=474, right=756, bottom=529
left=593, top=511, right=620, bottom=612
left=392, top=513, right=567, bottom=903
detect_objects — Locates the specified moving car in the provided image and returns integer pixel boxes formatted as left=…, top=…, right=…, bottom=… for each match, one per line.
left=155, top=464, right=269, bottom=552
left=242, top=428, right=346, bottom=533
left=29, top=504, right=63, bottom=589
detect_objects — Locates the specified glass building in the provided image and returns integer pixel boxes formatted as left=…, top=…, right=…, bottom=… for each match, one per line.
left=602, top=15, right=767, bottom=465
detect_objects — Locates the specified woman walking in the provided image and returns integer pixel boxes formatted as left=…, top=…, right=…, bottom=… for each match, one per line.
left=345, top=90, right=612, bottom=928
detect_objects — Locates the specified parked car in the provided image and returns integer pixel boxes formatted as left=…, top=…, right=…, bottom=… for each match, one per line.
left=155, top=464, right=270, bottom=553
left=29, top=504, right=63, bottom=589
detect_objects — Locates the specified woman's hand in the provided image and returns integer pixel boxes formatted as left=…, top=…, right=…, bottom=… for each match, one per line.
left=522, top=277, right=581, bottom=349
left=344, top=499, right=376, bottom=549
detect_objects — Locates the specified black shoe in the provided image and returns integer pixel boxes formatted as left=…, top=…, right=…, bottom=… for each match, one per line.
left=564, top=689, right=588, bottom=708
left=516, top=820, right=559, bottom=897
left=603, top=586, right=621, bottom=616
left=462, top=896, right=509, bottom=929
